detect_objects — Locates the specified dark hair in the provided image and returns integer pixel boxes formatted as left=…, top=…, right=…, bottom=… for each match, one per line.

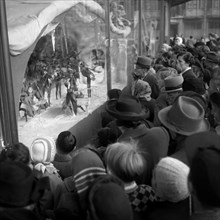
left=107, top=89, right=122, bottom=100
left=210, top=92, right=220, bottom=108
left=56, top=131, right=77, bottom=154
left=0, top=143, right=30, bottom=165
left=190, top=147, right=220, bottom=207
left=177, top=52, right=194, bottom=65
left=97, top=127, right=121, bottom=147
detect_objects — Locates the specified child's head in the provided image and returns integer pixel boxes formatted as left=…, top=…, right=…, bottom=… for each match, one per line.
left=152, top=157, right=190, bottom=203
left=104, top=140, right=146, bottom=183
left=87, top=175, right=133, bottom=220
left=0, top=143, right=30, bottom=165
left=30, top=136, right=56, bottom=164
left=0, top=160, right=49, bottom=208
left=56, top=131, right=77, bottom=154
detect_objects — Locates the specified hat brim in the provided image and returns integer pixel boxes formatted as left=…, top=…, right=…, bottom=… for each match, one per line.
left=161, top=88, right=183, bottom=93
left=158, top=106, right=210, bottom=136
left=106, top=100, right=149, bottom=121
left=135, top=62, right=150, bottom=69
left=206, top=59, right=219, bottom=64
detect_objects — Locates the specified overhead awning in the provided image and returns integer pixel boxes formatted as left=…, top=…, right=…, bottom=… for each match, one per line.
left=170, top=0, right=192, bottom=7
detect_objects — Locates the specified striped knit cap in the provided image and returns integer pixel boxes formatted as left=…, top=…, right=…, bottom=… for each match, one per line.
left=72, top=147, right=106, bottom=210
left=30, top=136, right=56, bottom=164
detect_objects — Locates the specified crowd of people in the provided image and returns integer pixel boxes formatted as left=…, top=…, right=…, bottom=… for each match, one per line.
left=1, top=32, right=220, bottom=220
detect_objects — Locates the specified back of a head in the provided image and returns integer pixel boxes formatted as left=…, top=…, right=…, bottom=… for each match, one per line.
left=190, top=147, right=220, bottom=207
left=72, top=147, right=106, bottom=210
left=107, top=89, right=122, bottom=100
left=0, top=143, right=30, bottom=165
left=30, top=136, right=56, bottom=164
left=182, top=77, right=206, bottom=95
left=56, top=131, right=76, bottom=154
left=104, top=141, right=146, bottom=182
left=0, top=161, right=49, bottom=208
left=177, top=51, right=194, bottom=65
left=97, top=127, right=121, bottom=147
left=88, top=175, right=133, bottom=220
left=152, top=157, right=190, bottom=203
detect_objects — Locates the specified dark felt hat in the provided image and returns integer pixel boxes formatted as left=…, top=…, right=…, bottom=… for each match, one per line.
left=182, top=77, right=206, bottom=95
left=194, top=41, right=205, bottom=47
left=0, top=161, right=49, bottom=207
left=185, top=131, right=220, bottom=206
left=206, top=51, right=220, bottom=64
left=162, top=75, right=183, bottom=93
left=88, top=175, right=133, bottom=220
left=136, top=56, right=152, bottom=68
left=106, top=94, right=149, bottom=121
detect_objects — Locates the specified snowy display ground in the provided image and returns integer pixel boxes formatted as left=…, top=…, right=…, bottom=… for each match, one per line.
left=18, top=72, right=123, bottom=148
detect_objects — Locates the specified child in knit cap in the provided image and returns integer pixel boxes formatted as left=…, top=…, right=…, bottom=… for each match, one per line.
left=147, top=157, right=190, bottom=220
left=87, top=175, right=133, bottom=220
left=53, top=130, right=77, bottom=179
left=30, top=136, right=63, bottom=215
left=104, top=140, right=158, bottom=218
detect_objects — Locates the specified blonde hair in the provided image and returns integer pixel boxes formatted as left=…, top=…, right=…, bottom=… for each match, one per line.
left=104, top=140, right=146, bottom=182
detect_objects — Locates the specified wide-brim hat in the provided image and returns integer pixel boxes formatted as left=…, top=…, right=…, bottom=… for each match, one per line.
left=206, top=52, right=220, bottom=64
left=158, top=96, right=210, bottom=136
left=106, top=94, right=149, bottom=121
left=136, top=56, right=152, bottom=68
left=162, top=75, right=183, bottom=93
left=88, top=175, right=133, bottom=220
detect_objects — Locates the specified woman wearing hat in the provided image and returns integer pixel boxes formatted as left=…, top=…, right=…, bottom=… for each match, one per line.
left=132, top=79, right=156, bottom=122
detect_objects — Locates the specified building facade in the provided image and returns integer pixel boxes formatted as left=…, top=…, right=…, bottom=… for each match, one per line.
left=171, top=0, right=220, bottom=39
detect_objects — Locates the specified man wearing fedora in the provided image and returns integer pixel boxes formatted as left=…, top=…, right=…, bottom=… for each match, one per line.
left=122, top=56, right=160, bottom=100
left=153, top=75, right=184, bottom=126
left=158, top=95, right=210, bottom=157
left=136, top=56, right=160, bottom=99
left=106, top=94, right=170, bottom=185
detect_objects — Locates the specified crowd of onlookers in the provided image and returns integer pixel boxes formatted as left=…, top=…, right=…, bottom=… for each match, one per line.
left=1, top=32, right=220, bottom=220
